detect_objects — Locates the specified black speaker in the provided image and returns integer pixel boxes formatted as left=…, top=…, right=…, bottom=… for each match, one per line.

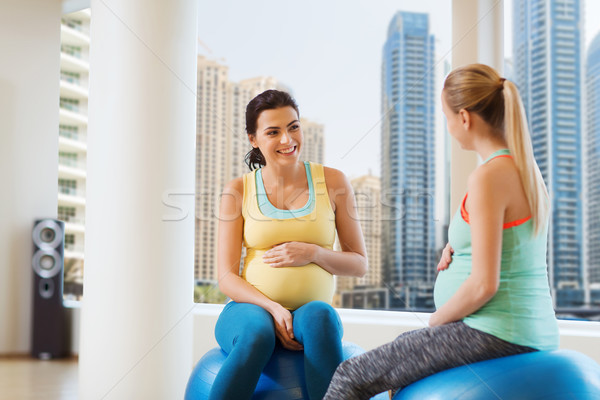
left=31, top=219, right=67, bottom=359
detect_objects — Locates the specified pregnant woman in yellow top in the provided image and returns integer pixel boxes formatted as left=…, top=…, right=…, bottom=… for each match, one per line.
left=211, top=90, right=368, bottom=400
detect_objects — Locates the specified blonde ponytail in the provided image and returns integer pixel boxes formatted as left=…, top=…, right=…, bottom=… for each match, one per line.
left=444, top=63, right=549, bottom=236
left=502, top=80, right=549, bottom=235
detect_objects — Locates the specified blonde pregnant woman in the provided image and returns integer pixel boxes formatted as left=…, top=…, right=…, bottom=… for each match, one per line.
left=211, top=90, right=367, bottom=400
left=323, top=64, right=559, bottom=399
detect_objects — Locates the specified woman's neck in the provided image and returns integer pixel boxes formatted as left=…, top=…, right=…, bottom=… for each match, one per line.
left=261, top=161, right=306, bottom=187
left=474, top=137, right=509, bottom=162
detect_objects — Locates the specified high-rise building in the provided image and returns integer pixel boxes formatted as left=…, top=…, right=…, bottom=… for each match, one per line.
left=380, top=11, right=436, bottom=309
left=195, top=57, right=283, bottom=283
left=504, top=57, right=515, bottom=82
left=300, top=118, right=325, bottom=164
left=58, top=9, right=91, bottom=300
left=352, top=174, right=382, bottom=288
left=586, top=32, right=600, bottom=306
left=194, top=57, right=323, bottom=290
left=336, top=173, right=382, bottom=291
left=195, top=57, right=231, bottom=283
left=513, top=0, right=584, bottom=307
left=335, top=173, right=387, bottom=309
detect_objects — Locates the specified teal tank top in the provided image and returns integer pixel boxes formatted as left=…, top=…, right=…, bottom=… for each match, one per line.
left=433, top=149, right=559, bottom=351
left=255, top=161, right=314, bottom=219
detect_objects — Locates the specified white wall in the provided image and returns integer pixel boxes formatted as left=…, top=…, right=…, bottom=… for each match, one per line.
left=64, top=304, right=600, bottom=366
left=0, top=0, right=62, bottom=354
left=189, top=305, right=600, bottom=366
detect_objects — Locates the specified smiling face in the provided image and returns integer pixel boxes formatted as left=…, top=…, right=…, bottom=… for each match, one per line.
left=248, top=106, right=302, bottom=166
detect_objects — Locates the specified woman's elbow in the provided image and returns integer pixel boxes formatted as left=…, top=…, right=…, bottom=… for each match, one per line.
left=355, top=255, right=368, bottom=277
left=217, top=271, right=233, bottom=293
left=217, top=278, right=226, bottom=293
left=478, top=280, right=499, bottom=302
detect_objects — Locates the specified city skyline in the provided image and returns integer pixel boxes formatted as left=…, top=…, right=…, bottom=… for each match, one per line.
left=195, top=2, right=596, bottom=312
left=335, top=172, right=382, bottom=308
left=513, top=0, right=584, bottom=307
left=54, top=3, right=600, bottom=312
left=198, top=1, right=600, bottom=180
left=587, top=30, right=600, bottom=306
left=197, top=0, right=453, bottom=183
left=380, top=11, right=437, bottom=310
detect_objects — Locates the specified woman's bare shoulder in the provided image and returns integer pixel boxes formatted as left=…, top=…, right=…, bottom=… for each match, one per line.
left=468, top=157, right=519, bottom=200
left=323, top=166, right=349, bottom=189
left=223, top=176, right=243, bottom=193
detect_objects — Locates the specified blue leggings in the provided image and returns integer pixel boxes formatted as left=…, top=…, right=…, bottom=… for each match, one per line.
left=210, top=301, right=344, bottom=400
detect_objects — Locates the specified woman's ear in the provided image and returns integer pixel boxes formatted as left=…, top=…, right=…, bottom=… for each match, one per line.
left=248, top=134, right=257, bottom=148
left=458, top=109, right=471, bottom=130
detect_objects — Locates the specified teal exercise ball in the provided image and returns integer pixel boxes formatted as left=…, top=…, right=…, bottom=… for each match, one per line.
left=185, top=341, right=388, bottom=400
left=394, top=350, right=600, bottom=400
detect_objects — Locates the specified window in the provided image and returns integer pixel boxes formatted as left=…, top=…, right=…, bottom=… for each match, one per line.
left=508, top=0, right=600, bottom=320
left=60, top=44, right=82, bottom=58
left=64, top=233, right=75, bottom=249
left=58, top=178, right=77, bottom=196
left=58, top=10, right=89, bottom=302
left=60, top=70, right=81, bottom=84
left=195, top=1, right=452, bottom=309
left=59, top=97, right=79, bottom=112
left=59, top=124, right=79, bottom=140
left=58, top=206, right=76, bottom=222
left=59, top=152, right=78, bottom=168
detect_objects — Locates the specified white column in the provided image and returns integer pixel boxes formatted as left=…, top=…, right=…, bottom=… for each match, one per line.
left=450, top=0, right=504, bottom=214
left=79, top=1, right=197, bottom=398
left=0, top=0, right=62, bottom=354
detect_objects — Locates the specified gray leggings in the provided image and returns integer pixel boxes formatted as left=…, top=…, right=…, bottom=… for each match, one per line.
left=323, top=321, right=536, bottom=400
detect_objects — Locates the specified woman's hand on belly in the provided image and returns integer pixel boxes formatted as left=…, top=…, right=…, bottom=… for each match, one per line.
left=267, top=301, right=304, bottom=351
left=437, top=243, right=454, bottom=272
left=262, top=242, right=318, bottom=268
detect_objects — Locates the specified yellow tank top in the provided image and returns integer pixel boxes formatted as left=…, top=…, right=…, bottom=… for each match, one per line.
left=241, top=162, right=336, bottom=310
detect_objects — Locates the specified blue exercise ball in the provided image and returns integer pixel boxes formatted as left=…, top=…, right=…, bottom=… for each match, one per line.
left=185, top=341, right=388, bottom=400
left=393, top=350, right=600, bottom=400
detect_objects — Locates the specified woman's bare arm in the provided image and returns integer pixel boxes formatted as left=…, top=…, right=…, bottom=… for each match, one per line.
left=429, top=167, right=504, bottom=326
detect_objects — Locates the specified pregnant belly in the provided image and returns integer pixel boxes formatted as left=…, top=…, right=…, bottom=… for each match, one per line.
left=433, top=261, right=471, bottom=309
left=243, top=256, right=334, bottom=310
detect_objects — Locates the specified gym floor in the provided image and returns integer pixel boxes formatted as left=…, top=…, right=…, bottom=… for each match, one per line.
left=0, top=355, right=78, bottom=400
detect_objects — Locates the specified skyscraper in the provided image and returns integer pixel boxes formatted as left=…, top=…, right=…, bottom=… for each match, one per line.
left=58, top=9, right=91, bottom=300
left=513, top=0, right=584, bottom=307
left=351, top=173, right=383, bottom=289
left=380, top=11, right=436, bottom=309
left=336, top=173, right=382, bottom=291
left=586, top=32, right=600, bottom=306
left=300, top=118, right=325, bottom=164
left=195, top=57, right=231, bottom=284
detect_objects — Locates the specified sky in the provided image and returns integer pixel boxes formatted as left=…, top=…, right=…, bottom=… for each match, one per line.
left=197, top=0, right=453, bottom=180
left=197, top=0, right=600, bottom=182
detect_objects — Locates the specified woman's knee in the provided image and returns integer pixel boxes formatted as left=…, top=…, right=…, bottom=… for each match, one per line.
left=304, top=301, right=340, bottom=324
left=241, top=317, right=276, bottom=351
left=294, top=301, right=342, bottom=339
left=216, top=302, right=276, bottom=353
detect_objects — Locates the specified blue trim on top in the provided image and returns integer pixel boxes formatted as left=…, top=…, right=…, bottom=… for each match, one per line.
left=255, top=161, right=315, bottom=219
left=483, top=149, right=511, bottom=164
